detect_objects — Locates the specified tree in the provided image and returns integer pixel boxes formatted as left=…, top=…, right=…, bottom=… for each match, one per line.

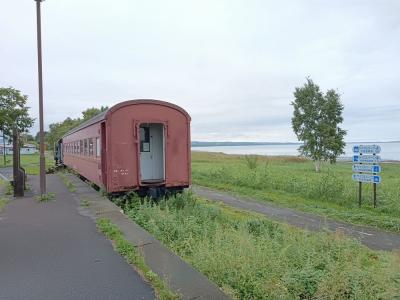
left=21, top=133, right=35, bottom=146
left=291, top=78, right=346, bottom=172
left=81, top=106, right=108, bottom=121
left=35, top=131, right=48, bottom=143
left=46, top=106, right=108, bottom=150
left=46, top=117, right=81, bottom=150
left=0, top=87, right=35, bottom=164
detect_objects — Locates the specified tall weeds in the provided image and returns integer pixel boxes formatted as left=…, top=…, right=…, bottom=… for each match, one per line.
left=125, top=193, right=400, bottom=299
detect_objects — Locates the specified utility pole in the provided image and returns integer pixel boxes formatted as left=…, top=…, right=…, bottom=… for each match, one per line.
left=35, top=0, right=46, bottom=194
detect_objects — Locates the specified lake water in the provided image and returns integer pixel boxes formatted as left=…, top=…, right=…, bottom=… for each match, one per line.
left=192, top=142, right=400, bottom=161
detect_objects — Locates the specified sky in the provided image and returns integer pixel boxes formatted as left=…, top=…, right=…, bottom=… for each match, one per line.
left=1, top=0, right=399, bottom=142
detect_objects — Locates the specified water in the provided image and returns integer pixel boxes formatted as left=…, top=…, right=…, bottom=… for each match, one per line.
left=192, top=142, right=400, bottom=161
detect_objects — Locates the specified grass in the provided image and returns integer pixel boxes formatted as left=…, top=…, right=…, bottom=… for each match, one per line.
left=192, top=152, right=400, bottom=233
left=0, top=179, right=9, bottom=212
left=96, top=218, right=180, bottom=300
left=5, top=181, right=13, bottom=195
left=123, top=192, right=400, bottom=299
left=35, top=192, right=56, bottom=202
left=0, top=152, right=54, bottom=175
left=0, top=198, right=7, bottom=212
left=58, top=172, right=77, bottom=192
left=80, top=197, right=91, bottom=207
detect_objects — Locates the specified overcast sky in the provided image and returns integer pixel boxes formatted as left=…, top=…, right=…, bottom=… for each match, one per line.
left=1, top=0, right=399, bottom=142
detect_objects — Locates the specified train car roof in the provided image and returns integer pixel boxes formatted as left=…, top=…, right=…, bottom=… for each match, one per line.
left=62, top=109, right=108, bottom=138
left=62, top=99, right=190, bottom=138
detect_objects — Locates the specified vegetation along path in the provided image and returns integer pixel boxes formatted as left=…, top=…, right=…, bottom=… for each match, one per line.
left=193, top=185, right=400, bottom=251
left=0, top=175, right=155, bottom=300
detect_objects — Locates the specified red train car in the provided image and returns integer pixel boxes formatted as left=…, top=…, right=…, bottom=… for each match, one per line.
left=57, top=99, right=191, bottom=195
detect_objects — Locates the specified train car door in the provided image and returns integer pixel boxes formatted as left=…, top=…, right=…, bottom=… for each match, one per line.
left=101, top=122, right=107, bottom=187
left=139, top=123, right=165, bottom=182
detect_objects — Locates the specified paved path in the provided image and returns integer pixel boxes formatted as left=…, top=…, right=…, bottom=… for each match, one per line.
left=0, top=166, right=12, bottom=181
left=65, top=173, right=230, bottom=300
left=193, top=186, right=400, bottom=251
left=0, top=175, right=155, bottom=300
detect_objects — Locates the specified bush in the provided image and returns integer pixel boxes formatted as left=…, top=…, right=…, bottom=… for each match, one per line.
left=126, top=195, right=400, bottom=299
left=243, top=155, right=258, bottom=170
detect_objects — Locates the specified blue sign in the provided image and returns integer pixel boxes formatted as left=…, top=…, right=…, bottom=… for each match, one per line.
left=353, top=144, right=381, bottom=154
left=352, top=174, right=381, bottom=184
left=352, top=155, right=381, bottom=163
left=352, top=164, right=381, bottom=173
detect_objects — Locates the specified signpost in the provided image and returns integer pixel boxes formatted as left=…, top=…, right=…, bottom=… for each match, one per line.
left=352, top=164, right=381, bottom=173
left=352, top=155, right=381, bottom=163
left=352, top=174, right=381, bottom=184
left=353, top=144, right=381, bottom=154
left=351, top=144, right=381, bottom=208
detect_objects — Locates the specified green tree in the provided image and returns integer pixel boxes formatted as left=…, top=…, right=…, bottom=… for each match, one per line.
left=291, top=78, right=346, bottom=172
left=46, top=106, right=108, bottom=150
left=35, top=131, right=48, bottom=143
left=0, top=87, right=35, bottom=164
left=81, top=106, right=108, bottom=121
left=46, top=118, right=81, bottom=150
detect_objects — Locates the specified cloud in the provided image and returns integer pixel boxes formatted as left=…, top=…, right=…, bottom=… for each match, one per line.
left=1, top=0, right=399, bottom=142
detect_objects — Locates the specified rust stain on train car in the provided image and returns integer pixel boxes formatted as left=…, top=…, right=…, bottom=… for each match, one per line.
left=61, top=99, right=191, bottom=194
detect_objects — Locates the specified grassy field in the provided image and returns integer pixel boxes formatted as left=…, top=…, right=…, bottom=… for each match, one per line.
left=0, top=178, right=7, bottom=212
left=0, top=152, right=54, bottom=175
left=192, top=152, right=400, bottom=233
left=123, top=192, right=400, bottom=299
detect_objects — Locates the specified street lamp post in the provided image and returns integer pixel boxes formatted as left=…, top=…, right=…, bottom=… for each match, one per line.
left=35, top=0, right=46, bottom=194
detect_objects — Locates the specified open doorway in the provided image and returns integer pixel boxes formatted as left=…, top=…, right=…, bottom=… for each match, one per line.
left=139, top=123, right=165, bottom=182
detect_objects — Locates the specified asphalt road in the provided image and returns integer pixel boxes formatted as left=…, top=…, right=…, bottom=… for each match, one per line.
left=193, top=185, right=400, bottom=251
left=0, top=175, right=155, bottom=300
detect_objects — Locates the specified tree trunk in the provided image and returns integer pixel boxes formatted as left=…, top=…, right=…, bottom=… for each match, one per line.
left=314, top=160, right=321, bottom=172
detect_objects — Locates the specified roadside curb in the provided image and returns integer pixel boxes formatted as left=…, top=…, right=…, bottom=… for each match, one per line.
left=63, top=173, right=230, bottom=300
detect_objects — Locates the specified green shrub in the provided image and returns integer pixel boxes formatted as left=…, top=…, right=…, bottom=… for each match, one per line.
left=126, top=194, right=400, bottom=299
left=191, top=152, right=400, bottom=232
left=243, top=155, right=258, bottom=170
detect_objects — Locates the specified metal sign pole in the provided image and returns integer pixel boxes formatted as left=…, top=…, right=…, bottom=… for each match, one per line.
left=35, top=0, right=46, bottom=195
left=373, top=152, right=377, bottom=208
left=359, top=153, right=362, bottom=207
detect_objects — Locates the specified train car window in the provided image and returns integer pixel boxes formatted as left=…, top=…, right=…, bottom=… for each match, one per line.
left=84, top=139, right=88, bottom=156
left=96, top=137, right=100, bottom=157
left=140, top=126, right=150, bottom=152
left=89, top=138, right=94, bottom=156
left=80, top=140, right=83, bottom=155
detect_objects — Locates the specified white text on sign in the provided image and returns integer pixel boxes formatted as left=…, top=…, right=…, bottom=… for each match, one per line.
left=352, top=144, right=381, bottom=154
left=352, top=155, right=381, bottom=163
left=352, top=164, right=381, bottom=173
left=352, top=174, right=381, bottom=184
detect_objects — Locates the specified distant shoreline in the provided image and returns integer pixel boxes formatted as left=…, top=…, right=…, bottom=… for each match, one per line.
left=191, top=141, right=400, bottom=147
left=191, top=150, right=400, bottom=163
left=191, top=142, right=300, bottom=147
